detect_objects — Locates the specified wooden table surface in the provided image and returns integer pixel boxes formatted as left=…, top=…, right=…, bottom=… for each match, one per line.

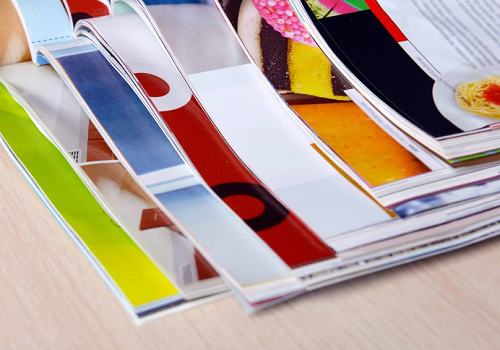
left=1, top=145, right=500, bottom=350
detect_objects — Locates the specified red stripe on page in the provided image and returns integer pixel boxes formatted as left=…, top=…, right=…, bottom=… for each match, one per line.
left=363, top=0, right=407, bottom=42
left=157, top=94, right=336, bottom=267
left=65, top=0, right=109, bottom=17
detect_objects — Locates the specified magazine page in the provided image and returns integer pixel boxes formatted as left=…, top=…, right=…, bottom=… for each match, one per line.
left=62, top=0, right=110, bottom=26
left=118, top=1, right=500, bottom=213
left=370, top=0, right=500, bottom=132
left=11, top=0, right=74, bottom=64
left=36, top=41, right=303, bottom=306
left=102, top=1, right=392, bottom=241
left=393, top=178, right=500, bottom=217
left=297, top=0, right=500, bottom=138
left=215, top=0, right=447, bottom=184
left=0, top=62, right=223, bottom=296
left=78, top=11, right=344, bottom=266
left=0, top=79, right=182, bottom=318
left=12, top=0, right=304, bottom=308
left=301, top=212, right=500, bottom=290
left=82, top=162, right=222, bottom=294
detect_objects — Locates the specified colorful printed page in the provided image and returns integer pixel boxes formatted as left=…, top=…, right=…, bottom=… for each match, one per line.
left=20, top=0, right=338, bottom=269
left=214, top=0, right=450, bottom=188
left=0, top=62, right=221, bottom=296
left=220, top=0, right=351, bottom=100
left=393, top=177, right=500, bottom=218
left=114, top=2, right=391, bottom=241
left=0, top=80, right=181, bottom=317
left=82, top=162, right=221, bottom=294
left=368, top=0, right=500, bottom=131
left=299, top=0, right=500, bottom=138
left=13, top=0, right=303, bottom=306
left=11, top=0, right=74, bottom=64
left=79, top=10, right=339, bottom=265
left=37, top=41, right=302, bottom=305
left=290, top=101, right=431, bottom=187
left=8, top=0, right=110, bottom=64
left=63, top=0, right=110, bottom=25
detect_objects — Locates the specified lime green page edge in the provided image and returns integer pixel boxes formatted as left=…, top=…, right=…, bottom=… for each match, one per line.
left=451, top=149, right=500, bottom=163
left=0, top=82, right=179, bottom=308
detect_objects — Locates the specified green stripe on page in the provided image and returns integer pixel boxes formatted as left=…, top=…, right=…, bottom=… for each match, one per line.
left=450, top=149, right=500, bottom=163
left=344, top=0, right=369, bottom=10
left=0, top=81, right=179, bottom=308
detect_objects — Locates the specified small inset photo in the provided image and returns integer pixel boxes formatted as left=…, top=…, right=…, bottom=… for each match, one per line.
left=433, top=65, right=500, bottom=131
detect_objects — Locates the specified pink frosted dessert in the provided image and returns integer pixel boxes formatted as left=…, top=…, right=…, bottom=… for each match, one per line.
left=251, top=0, right=316, bottom=46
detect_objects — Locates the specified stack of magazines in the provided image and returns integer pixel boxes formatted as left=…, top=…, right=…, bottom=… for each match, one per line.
left=1, top=0, right=499, bottom=321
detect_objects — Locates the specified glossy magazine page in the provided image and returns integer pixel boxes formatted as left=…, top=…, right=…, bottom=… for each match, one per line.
left=135, top=0, right=500, bottom=212
left=0, top=62, right=225, bottom=299
left=90, top=0, right=500, bottom=267
left=293, top=0, right=500, bottom=160
left=106, top=1, right=391, bottom=240
left=12, top=0, right=305, bottom=309
left=11, top=0, right=74, bottom=64
left=93, top=2, right=500, bottom=281
left=36, top=41, right=303, bottom=307
left=0, top=79, right=182, bottom=318
left=78, top=9, right=349, bottom=261
left=215, top=0, right=438, bottom=182
left=364, top=0, right=500, bottom=132
left=62, top=0, right=111, bottom=26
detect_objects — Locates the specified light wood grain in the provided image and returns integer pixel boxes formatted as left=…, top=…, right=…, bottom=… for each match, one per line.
left=1, top=145, right=500, bottom=350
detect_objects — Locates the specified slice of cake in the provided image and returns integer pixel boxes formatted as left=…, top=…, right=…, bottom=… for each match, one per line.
left=220, top=0, right=350, bottom=100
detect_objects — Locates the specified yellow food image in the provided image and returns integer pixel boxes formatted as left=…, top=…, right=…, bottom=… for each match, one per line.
left=288, top=40, right=349, bottom=100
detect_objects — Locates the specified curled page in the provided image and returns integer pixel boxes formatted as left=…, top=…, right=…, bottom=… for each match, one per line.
left=77, top=10, right=339, bottom=266
left=99, top=1, right=390, bottom=241
left=292, top=0, right=500, bottom=160
left=0, top=79, right=182, bottom=318
left=36, top=40, right=303, bottom=306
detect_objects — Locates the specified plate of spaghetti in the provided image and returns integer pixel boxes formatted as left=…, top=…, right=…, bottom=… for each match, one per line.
left=433, top=65, right=500, bottom=131
left=455, top=76, right=500, bottom=118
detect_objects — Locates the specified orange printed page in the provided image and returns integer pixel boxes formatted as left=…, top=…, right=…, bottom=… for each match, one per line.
left=291, top=102, right=430, bottom=187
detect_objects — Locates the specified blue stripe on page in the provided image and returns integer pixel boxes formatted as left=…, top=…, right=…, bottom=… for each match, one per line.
left=57, top=50, right=184, bottom=175
left=51, top=44, right=99, bottom=59
left=52, top=45, right=294, bottom=289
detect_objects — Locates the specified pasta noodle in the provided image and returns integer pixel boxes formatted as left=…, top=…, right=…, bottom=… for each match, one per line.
left=455, top=76, right=500, bottom=119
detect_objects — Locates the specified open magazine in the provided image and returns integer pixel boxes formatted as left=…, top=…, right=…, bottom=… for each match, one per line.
left=291, top=0, right=500, bottom=162
left=4, top=0, right=500, bottom=317
left=211, top=0, right=500, bottom=209
left=0, top=59, right=226, bottom=292
left=0, top=78, right=230, bottom=320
